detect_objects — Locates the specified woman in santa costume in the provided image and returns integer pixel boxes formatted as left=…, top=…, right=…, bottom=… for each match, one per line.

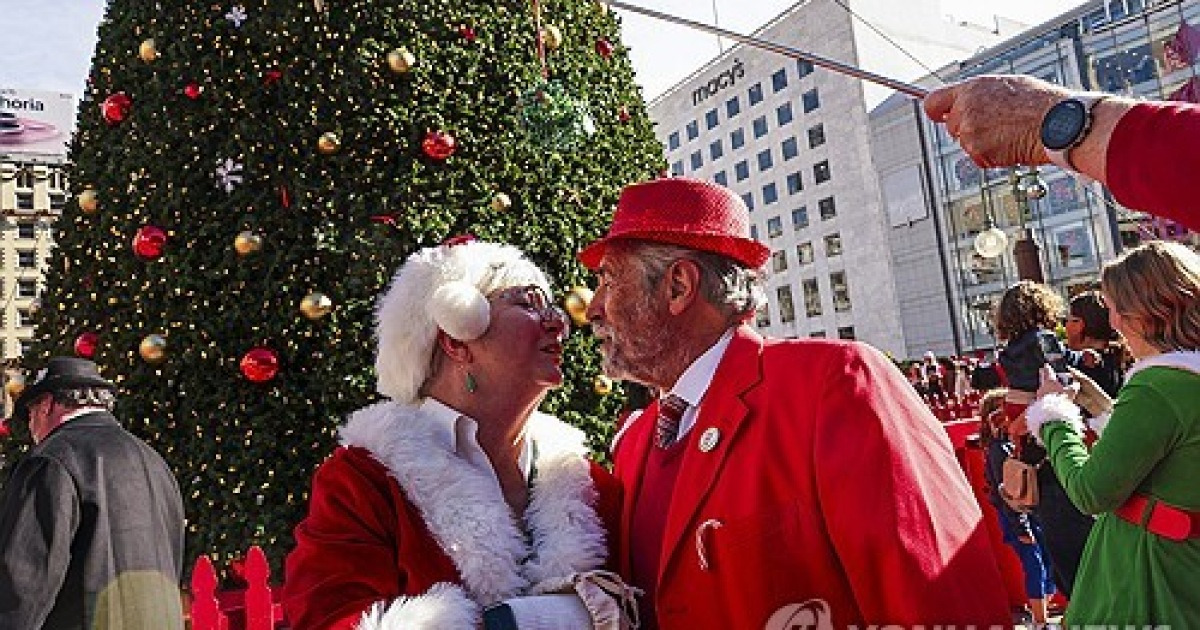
left=283, top=238, right=635, bottom=629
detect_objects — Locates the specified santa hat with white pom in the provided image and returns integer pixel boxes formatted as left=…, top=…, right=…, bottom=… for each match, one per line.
left=374, top=236, right=554, bottom=403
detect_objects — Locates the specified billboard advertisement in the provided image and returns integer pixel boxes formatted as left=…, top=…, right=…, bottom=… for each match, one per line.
left=0, top=88, right=75, bottom=161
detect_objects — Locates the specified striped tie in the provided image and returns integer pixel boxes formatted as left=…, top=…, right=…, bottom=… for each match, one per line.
left=656, top=394, right=689, bottom=448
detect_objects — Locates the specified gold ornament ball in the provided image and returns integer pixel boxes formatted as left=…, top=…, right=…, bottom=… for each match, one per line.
left=318, top=132, right=341, bottom=155
left=491, top=192, right=512, bottom=212
left=593, top=375, right=613, bottom=395
left=139, top=334, right=168, bottom=364
left=563, top=286, right=593, bottom=326
left=300, top=292, right=334, bottom=320
left=234, top=231, right=263, bottom=255
left=594, top=0, right=609, bottom=14
left=541, top=24, right=564, bottom=50
left=138, top=39, right=158, bottom=63
left=78, top=189, right=99, bottom=214
left=387, top=47, right=416, bottom=74
left=4, top=374, right=26, bottom=399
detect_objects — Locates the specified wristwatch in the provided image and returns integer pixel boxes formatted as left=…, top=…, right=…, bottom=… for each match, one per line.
left=1041, top=93, right=1109, bottom=171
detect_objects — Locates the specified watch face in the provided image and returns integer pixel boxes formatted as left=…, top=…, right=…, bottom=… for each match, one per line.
left=1041, top=100, right=1087, bottom=151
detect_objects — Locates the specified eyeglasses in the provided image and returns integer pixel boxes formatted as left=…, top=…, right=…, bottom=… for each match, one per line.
left=494, top=285, right=568, bottom=328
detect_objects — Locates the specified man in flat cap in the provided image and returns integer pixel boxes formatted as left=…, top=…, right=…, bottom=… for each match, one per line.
left=0, top=357, right=185, bottom=629
left=580, top=177, right=1011, bottom=629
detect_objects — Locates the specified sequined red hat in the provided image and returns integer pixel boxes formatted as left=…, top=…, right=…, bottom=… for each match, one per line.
left=578, top=177, right=769, bottom=269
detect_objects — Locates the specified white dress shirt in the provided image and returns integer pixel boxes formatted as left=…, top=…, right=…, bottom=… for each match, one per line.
left=421, top=397, right=534, bottom=486
left=665, top=327, right=735, bottom=441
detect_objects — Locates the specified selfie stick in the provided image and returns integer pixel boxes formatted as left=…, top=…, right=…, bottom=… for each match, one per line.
left=602, top=0, right=930, bottom=99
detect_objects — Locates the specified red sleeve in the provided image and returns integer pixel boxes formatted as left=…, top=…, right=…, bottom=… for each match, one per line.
left=282, top=448, right=403, bottom=630
left=813, top=343, right=1010, bottom=625
left=588, top=461, right=623, bottom=573
left=1107, top=102, right=1200, bottom=232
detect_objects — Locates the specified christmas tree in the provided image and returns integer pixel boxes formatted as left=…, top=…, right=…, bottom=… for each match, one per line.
left=8, top=0, right=663, bottom=574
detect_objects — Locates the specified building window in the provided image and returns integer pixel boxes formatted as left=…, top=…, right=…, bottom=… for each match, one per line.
left=742, top=193, right=755, bottom=211
left=824, top=232, right=843, bottom=256
left=810, top=330, right=826, bottom=338
left=686, top=120, right=699, bottom=140
left=18, top=280, right=37, bottom=298
left=705, top=108, right=719, bottom=129
left=808, top=124, right=825, bottom=148
left=781, top=138, right=798, bottom=160
left=748, top=82, right=763, bottom=105
left=714, top=170, right=728, bottom=186
left=837, top=326, right=856, bottom=340
left=671, top=161, right=684, bottom=176
left=726, top=96, right=741, bottom=117
left=802, top=88, right=820, bottom=113
left=767, top=216, right=783, bottom=238
left=668, top=131, right=681, bottom=150
left=818, top=196, right=837, bottom=220
left=756, top=304, right=771, bottom=328
left=797, top=59, right=814, bottom=78
left=762, top=182, right=778, bottom=205
left=791, top=206, right=809, bottom=230
left=750, top=225, right=760, bottom=241
left=753, top=115, right=768, bottom=138
left=49, top=193, right=65, bottom=211
left=17, top=222, right=36, bottom=240
left=690, top=151, right=703, bottom=170
left=17, top=250, right=36, bottom=269
left=776, top=102, right=793, bottom=125
left=777, top=285, right=796, bottom=323
left=735, top=160, right=750, bottom=181
left=18, top=310, right=34, bottom=328
left=771, top=68, right=789, bottom=92
left=787, top=172, right=803, bottom=194
left=710, top=139, right=724, bottom=160
left=757, top=149, right=773, bottom=172
left=831, top=271, right=851, bottom=312
left=797, top=242, right=814, bottom=264
left=16, top=193, right=34, bottom=211
left=813, top=160, right=831, bottom=183
left=772, top=250, right=789, bottom=273
left=803, top=278, right=822, bottom=317
left=730, top=128, right=745, bottom=150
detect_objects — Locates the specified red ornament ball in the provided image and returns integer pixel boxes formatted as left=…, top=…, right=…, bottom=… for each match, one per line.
left=422, top=131, right=457, bottom=160
left=595, top=38, right=614, bottom=59
left=459, top=25, right=477, bottom=41
left=240, top=347, right=280, bottom=383
left=101, top=92, right=132, bottom=124
left=184, top=82, right=202, bottom=100
left=618, top=106, right=631, bottom=123
left=75, top=332, right=99, bottom=358
left=133, top=225, right=167, bottom=260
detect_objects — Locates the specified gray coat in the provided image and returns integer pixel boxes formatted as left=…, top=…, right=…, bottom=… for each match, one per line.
left=0, top=411, right=185, bottom=629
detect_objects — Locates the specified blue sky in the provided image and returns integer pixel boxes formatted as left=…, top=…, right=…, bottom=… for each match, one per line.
left=0, top=0, right=1088, bottom=101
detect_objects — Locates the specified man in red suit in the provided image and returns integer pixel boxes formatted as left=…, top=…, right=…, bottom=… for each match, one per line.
left=579, top=177, right=1011, bottom=629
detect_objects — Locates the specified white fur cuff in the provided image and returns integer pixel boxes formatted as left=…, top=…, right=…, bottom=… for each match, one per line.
left=356, top=582, right=480, bottom=630
left=1025, top=393, right=1084, bottom=445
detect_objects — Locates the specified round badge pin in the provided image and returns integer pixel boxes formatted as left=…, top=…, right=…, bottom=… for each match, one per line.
left=699, top=427, right=721, bottom=452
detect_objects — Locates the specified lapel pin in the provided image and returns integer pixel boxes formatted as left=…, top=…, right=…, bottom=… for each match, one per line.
left=699, top=427, right=721, bottom=452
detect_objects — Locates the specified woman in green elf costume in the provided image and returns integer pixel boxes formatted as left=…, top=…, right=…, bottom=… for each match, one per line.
left=1015, top=240, right=1200, bottom=627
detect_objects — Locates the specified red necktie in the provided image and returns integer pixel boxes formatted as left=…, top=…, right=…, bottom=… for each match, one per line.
left=656, top=394, right=688, bottom=448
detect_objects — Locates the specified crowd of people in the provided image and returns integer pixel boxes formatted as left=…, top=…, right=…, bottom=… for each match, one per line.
left=0, top=72, right=1196, bottom=629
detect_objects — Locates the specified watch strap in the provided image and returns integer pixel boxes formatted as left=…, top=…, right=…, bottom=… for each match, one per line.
left=1044, top=93, right=1109, bottom=172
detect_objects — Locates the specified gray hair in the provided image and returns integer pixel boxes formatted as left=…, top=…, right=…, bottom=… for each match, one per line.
left=616, top=240, right=767, bottom=323
left=50, top=387, right=117, bottom=411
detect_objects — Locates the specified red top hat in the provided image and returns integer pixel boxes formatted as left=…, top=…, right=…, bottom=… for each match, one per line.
left=578, top=177, right=769, bottom=270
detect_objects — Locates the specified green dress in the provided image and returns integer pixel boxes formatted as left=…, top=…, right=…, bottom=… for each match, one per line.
left=1038, top=355, right=1200, bottom=627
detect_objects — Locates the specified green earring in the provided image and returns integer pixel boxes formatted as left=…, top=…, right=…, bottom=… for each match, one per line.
left=465, top=372, right=478, bottom=393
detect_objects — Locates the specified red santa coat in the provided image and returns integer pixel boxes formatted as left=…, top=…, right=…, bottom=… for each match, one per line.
left=613, top=326, right=1010, bottom=629
left=283, top=401, right=622, bottom=629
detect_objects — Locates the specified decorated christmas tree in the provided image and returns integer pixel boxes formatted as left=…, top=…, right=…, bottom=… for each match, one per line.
left=8, top=0, right=663, bottom=573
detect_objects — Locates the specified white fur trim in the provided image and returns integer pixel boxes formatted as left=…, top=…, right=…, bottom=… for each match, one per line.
left=340, top=403, right=607, bottom=608
left=1025, top=393, right=1084, bottom=445
left=1087, top=412, right=1111, bottom=437
left=374, top=241, right=554, bottom=403
left=356, top=582, right=480, bottom=629
left=1125, top=350, right=1200, bottom=380
left=430, top=281, right=490, bottom=341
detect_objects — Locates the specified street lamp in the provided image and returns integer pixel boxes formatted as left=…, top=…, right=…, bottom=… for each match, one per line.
left=972, top=167, right=1047, bottom=282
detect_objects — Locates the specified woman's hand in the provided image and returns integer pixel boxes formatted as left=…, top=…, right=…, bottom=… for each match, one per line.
left=1035, top=364, right=1079, bottom=401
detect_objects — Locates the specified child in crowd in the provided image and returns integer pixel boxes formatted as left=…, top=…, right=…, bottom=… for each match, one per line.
left=993, top=281, right=1071, bottom=423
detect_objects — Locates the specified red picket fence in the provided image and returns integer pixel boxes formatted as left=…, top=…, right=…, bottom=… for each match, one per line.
left=190, top=546, right=286, bottom=630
